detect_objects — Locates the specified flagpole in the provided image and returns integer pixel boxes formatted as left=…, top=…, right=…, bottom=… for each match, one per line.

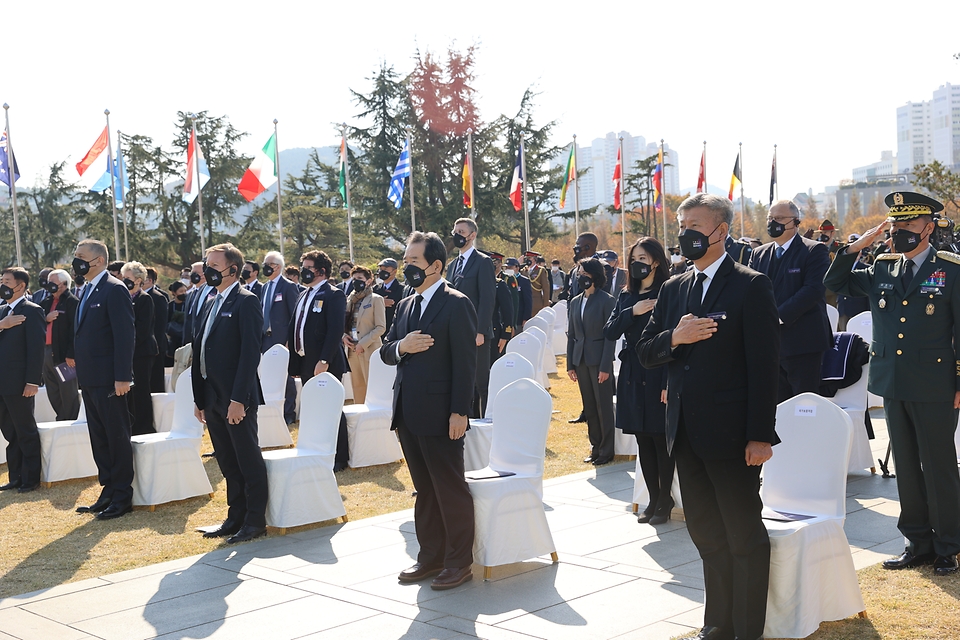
left=191, top=116, right=206, bottom=255
left=703, top=140, right=707, bottom=193
left=618, top=136, right=626, bottom=260
left=274, top=119, right=285, bottom=258
left=520, top=133, right=531, bottom=252
left=739, top=142, right=745, bottom=237
left=104, top=110, right=121, bottom=260
left=3, top=104, right=21, bottom=267
left=660, top=139, right=667, bottom=247
left=573, top=134, right=580, bottom=238
left=117, top=130, right=128, bottom=261
left=774, top=144, right=779, bottom=201
left=407, top=129, right=416, bottom=232
left=467, top=128, right=476, bottom=220
left=342, top=123, right=354, bottom=262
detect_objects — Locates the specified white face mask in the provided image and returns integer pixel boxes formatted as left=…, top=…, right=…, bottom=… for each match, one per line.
left=670, top=254, right=683, bottom=264
left=551, top=266, right=559, bottom=272
left=504, top=269, right=516, bottom=277
left=180, top=278, right=191, bottom=286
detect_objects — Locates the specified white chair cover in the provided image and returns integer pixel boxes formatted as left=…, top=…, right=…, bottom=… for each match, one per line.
left=632, top=453, right=683, bottom=511
left=506, top=332, right=543, bottom=387
left=524, top=325, right=552, bottom=389
left=263, top=373, right=346, bottom=528
left=527, top=316, right=558, bottom=375
left=612, top=336, right=625, bottom=378
left=846, top=311, right=881, bottom=408
left=829, top=364, right=874, bottom=472
left=468, top=378, right=556, bottom=568
left=761, top=393, right=864, bottom=639
left=342, top=371, right=354, bottom=402
left=614, top=424, right=638, bottom=456
left=151, top=392, right=176, bottom=433
left=34, top=386, right=58, bottom=423
left=826, top=304, right=839, bottom=332
left=256, top=345, right=294, bottom=448
left=343, top=354, right=402, bottom=468
left=38, top=401, right=95, bottom=484
left=131, top=370, right=212, bottom=507
left=465, top=354, right=536, bottom=472
left=0, top=430, right=7, bottom=464
left=552, top=302, right=568, bottom=356
left=164, top=367, right=174, bottom=393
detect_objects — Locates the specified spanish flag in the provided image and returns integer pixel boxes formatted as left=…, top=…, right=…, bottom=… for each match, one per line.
left=462, top=155, right=472, bottom=207
left=728, top=152, right=741, bottom=201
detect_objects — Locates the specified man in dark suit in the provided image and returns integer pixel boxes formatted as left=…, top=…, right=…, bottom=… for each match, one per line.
left=71, top=239, right=136, bottom=520
left=259, top=250, right=299, bottom=423
left=183, top=262, right=215, bottom=345
left=192, top=243, right=268, bottom=544
left=487, top=252, right=515, bottom=364
left=336, top=260, right=354, bottom=293
left=599, top=250, right=627, bottom=295
left=748, top=200, right=832, bottom=402
left=288, top=249, right=349, bottom=470
left=447, top=218, right=496, bottom=417
left=638, top=194, right=780, bottom=640
left=29, top=268, right=52, bottom=306
left=381, top=231, right=478, bottom=591
left=144, top=267, right=169, bottom=393
left=374, top=258, right=404, bottom=332
left=242, top=260, right=263, bottom=297
left=0, top=267, right=46, bottom=493
left=561, top=232, right=599, bottom=301
left=40, top=269, right=81, bottom=421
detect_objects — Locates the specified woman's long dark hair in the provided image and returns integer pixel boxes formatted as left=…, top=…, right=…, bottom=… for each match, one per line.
left=625, top=236, right=670, bottom=295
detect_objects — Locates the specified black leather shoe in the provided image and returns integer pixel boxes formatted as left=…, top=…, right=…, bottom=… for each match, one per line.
left=592, top=456, right=613, bottom=466
left=637, top=510, right=655, bottom=524
left=569, top=413, right=586, bottom=424
left=18, top=484, right=40, bottom=494
left=76, top=496, right=112, bottom=514
left=226, top=525, right=267, bottom=544
left=430, top=566, right=473, bottom=590
left=0, top=481, right=21, bottom=491
left=678, top=626, right=730, bottom=640
left=96, top=503, right=132, bottom=520
left=934, top=554, right=959, bottom=576
left=398, top=562, right=444, bottom=583
left=582, top=455, right=596, bottom=464
left=201, top=520, right=242, bottom=539
left=882, top=549, right=935, bottom=570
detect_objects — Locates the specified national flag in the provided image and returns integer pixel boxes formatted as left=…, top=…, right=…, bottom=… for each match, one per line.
left=653, top=147, right=664, bottom=213
left=559, top=144, right=575, bottom=209
left=612, top=146, right=623, bottom=209
left=0, top=130, right=20, bottom=193
left=90, top=152, right=129, bottom=209
left=509, top=146, right=523, bottom=212
left=462, top=155, right=472, bottom=207
left=387, top=139, right=411, bottom=209
left=76, top=126, right=110, bottom=176
left=183, top=128, right=211, bottom=204
left=338, top=136, right=348, bottom=208
left=769, top=151, right=777, bottom=205
left=696, top=149, right=706, bottom=194
left=238, top=133, right=278, bottom=202
left=728, top=153, right=742, bottom=201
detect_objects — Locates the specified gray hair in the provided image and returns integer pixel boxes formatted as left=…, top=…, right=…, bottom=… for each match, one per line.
left=676, top=193, right=734, bottom=228
left=77, top=239, right=109, bottom=262
left=769, top=199, right=801, bottom=218
left=48, top=268, right=73, bottom=289
left=264, top=250, right=285, bottom=268
left=121, top=261, right=147, bottom=282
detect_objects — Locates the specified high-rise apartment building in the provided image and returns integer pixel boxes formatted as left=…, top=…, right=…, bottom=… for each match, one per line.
left=897, top=83, right=960, bottom=172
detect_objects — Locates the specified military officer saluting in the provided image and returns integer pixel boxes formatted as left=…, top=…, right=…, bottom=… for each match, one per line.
left=825, top=191, right=960, bottom=576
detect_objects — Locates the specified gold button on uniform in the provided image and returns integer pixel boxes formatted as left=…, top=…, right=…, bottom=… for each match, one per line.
left=901, top=317, right=906, bottom=323
left=938, top=358, right=943, bottom=363
left=898, top=333, right=904, bottom=339
left=897, top=350, right=903, bottom=355
left=902, top=300, right=908, bottom=306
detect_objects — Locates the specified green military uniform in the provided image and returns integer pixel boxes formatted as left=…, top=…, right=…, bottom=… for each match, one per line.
left=824, top=193, right=960, bottom=561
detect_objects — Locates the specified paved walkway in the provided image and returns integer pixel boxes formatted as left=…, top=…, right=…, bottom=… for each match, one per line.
left=0, top=412, right=902, bottom=640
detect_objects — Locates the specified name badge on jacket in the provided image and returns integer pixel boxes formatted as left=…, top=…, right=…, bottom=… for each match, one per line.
left=274, top=293, right=283, bottom=302
left=787, top=268, right=801, bottom=274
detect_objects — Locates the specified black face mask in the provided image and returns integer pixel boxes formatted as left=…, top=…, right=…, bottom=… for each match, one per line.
left=0, top=284, right=14, bottom=301
left=203, top=264, right=233, bottom=287
left=577, top=275, right=593, bottom=290
left=72, top=257, right=92, bottom=277
left=630, top=262, right=652, bottom=281
left=339, top=270, right=351, bottom=280
left=44, top=281, right=60, bottom=294
left=377, top=270, right=390, bottom=281
left=892, top=228, right=924, bottom=253
left=175, top=294, right=186, bottom=302
left=452, top=233, right=467, bottom=248
left=300, top=268, right=317, bottom=285
left=241, top=270, right=252, bottom=281
left=767, top=219, right=787, bottom=239
left=190, top=272, right=203, bottom=284
left=123, top=278, right=136, bottom=291
left=262, top=264, right=275, bottom=277
left=818, top=234, right=830, bottom=243
left=403, top=263, right=428, bottom=288
left=352, top=280, right=367, bottom=293
left=678, top=223, right=722, bottom=261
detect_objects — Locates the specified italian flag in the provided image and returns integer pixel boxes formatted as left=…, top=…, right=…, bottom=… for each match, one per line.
left=338, top=136, right=348, bottom=208
left=238, top=133, right=278, bottom=202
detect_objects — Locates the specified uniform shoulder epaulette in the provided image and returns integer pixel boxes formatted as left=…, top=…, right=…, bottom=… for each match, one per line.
left=875, top=253, right=900, bottom=261
left=936, top=250, right=960, bottom=265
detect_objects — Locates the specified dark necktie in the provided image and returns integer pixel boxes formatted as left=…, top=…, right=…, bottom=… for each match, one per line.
left=689, top=272, right=707, bottom=316
left=409, top=295, right=423, bottom=332
left=902, top=259, right=915, bottom=290
left=454, top=256, right=464, bottom=280
left=294, top=290, right=312, bottom=354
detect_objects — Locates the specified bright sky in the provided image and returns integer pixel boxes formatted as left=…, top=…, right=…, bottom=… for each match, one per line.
left=6, top=0, right=959, bottom=202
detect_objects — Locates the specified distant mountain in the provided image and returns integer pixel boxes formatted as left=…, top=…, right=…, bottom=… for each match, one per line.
left=276, top=146, right=340, bottom=182
left=678, top=184, right=730, bottom=198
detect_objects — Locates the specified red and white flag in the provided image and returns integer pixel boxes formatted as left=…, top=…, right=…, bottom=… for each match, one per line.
left=509, top=145, right=523, bottom=212
left=612, top=146, right=622, bottom=209
left=76, top=127, right=109, bottom=177
left=696, top=149, right=706, bottom=193
left=183, top=128, right=211, bottom=204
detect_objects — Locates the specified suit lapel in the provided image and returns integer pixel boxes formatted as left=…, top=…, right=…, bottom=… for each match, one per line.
left=418, top=283, right=449, bottom=331
left=700, top=256, right=733, bottom=314
left=681, top=270, right=697, bottom=315
left=77, top=276, right=107, bottom=327
left=904, top=250, right=938, bottom=297
left=208, top=286, right=240, bottom=337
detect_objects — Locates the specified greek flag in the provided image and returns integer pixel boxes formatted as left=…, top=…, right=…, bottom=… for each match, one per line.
left=387, top=139, right=411, bottom=209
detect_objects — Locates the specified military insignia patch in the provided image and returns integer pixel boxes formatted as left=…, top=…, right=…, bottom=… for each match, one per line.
left=879, top=298, right=886, bottom=309
left=926, top=303, right=935, bottom=316
left=893, top=193, right=904, bottom=205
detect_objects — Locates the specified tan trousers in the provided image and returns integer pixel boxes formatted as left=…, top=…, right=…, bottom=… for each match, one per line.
left=347, top=348, right=372, bottom=404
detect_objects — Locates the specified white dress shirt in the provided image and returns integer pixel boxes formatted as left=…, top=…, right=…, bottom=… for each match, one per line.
left=692, top=253, right=729, bottom=303
left=293, top=280, right=326, bottom=356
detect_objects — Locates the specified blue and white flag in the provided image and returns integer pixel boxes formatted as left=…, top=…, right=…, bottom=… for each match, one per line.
left=0, top=130, right=20, bottom=194
left=90, top=152, right=129, bottom=208
left=387, top=139, right=411, bottom=210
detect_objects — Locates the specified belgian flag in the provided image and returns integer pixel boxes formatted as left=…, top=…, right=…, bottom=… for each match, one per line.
left=728, top=152, right=741, bottom=201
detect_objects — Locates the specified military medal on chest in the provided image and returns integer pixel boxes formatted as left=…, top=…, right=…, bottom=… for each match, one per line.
left=879, top=298, right=886, bottom=309
left=927, top=303, right=935, bottom=316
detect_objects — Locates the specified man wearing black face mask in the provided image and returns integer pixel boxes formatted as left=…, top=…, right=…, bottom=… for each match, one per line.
left=562, top=232, right=599, bottom=301
left=183, top=261, right=215, bottom=345
left=825, top=191, right=960, bottom=577
left=242, top=260, right=262, bottom=296
left=374, top=258, right=404, bottom=332
left=638, top=194, right=780, bottom=640
left=748, top=200, right=832, bottom=401
left=259, top=250, right=299, bottom=423
left=30, top=268, right=52, bottom=305
left=336, top=260, right=354, bottom=293
left=143, top=267, right=169, bottom=393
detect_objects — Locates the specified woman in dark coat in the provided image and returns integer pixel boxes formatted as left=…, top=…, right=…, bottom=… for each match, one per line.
left=122, top=262, right=159, bottom=435
left=603, top=237, right=674, bottom=524
left=166, top=281, right=188, bottom=363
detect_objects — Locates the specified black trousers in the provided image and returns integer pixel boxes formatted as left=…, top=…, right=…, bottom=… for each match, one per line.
left=575, top=363, right=615, bottom=459
left=298, top=363, right=348, bottom=467
left=397, top=421, right=474, bottom=569
left=0, top=394, right=40, bottom=487
left=42, top=346, right=80, bottom=421
left=150, top=351, right=166, bottom=393
left=473, top=340, right=491, bottom=418
left=82, top=386, right=134, bottom=506
left=674, top=419, right=769, bottom=640
left=204, top=387, right=268, bottom=528
left=128, top=356, right=155, bottom=436
left=777, top=351, right=823, bottom=403
left=884, top=399, right=960, bottom=557
left=635, top=433, right=675, bottom=514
